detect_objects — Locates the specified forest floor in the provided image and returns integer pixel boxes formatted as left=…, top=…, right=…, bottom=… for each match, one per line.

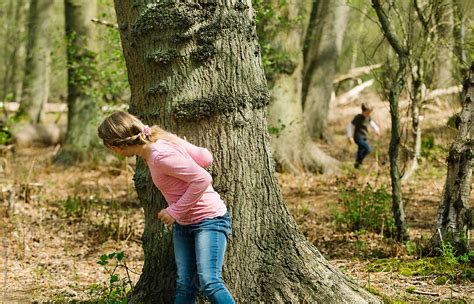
left=0, top=93, right=473, bottom=303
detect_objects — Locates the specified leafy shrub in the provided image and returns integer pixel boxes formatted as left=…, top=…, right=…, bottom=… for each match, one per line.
left=333, top=182, right=395, bottom=235
left=89, top=251, right=135, bottom=303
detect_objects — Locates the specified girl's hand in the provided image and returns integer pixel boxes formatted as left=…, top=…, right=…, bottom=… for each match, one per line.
left=157, top=209, right=175, bottom=225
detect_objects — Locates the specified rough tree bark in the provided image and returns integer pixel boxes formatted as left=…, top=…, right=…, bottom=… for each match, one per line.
left=18, top=0, right=54, bottom=123
left=431, top=63, right=473, bottom=254
left=303, top=0, right=349, bottom=141
left=113, top=1, right=379, bottom=303
left=372, top=0, right=409, bottom=241
left=263, top=0, right=339, bottom=173
left=56, top=0, right=99, bottom=163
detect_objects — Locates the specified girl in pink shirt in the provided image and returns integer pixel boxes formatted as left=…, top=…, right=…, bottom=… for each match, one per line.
left=98, top=111, right=235, bottom=304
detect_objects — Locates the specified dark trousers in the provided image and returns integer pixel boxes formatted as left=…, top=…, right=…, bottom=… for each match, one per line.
left=354, top=135, right=372, bottom=164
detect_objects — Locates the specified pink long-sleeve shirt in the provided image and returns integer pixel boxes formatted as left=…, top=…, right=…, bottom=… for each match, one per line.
left=146, top=137, right=227, bottom=225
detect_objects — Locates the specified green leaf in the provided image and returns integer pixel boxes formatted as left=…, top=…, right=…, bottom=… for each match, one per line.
left=110, top=274, right=119, bottom=284
left=98, top=254, right=109, bottom=265
left=117, top=251, right=125, bottom=261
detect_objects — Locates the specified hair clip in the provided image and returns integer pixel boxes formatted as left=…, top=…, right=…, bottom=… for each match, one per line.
left=142, top=125, right=151, bottom=136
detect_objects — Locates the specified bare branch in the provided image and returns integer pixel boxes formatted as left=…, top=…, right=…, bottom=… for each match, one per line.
left=372, top=0, right=407, bottom=57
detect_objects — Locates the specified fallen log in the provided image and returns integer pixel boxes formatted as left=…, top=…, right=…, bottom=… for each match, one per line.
left=335, top=79, right=374, bottom=105
left=13, top=123, right=66, bottom=147
left=333, top=64, right=382, bottom=83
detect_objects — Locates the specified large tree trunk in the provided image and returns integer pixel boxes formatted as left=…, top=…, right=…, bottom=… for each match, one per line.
left=431, top=63, right=473, bottom=254
left=263, top=0, right=339, bottom=173
left=303, top=0, right=348, bottom=140
left=114, top=1, right=379, bottom=303
left=18, top=0, right=54, bottom=123
left=56, top=0, right=98, bottom=163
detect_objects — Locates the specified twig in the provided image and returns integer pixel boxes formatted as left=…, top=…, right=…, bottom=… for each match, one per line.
left=91, top=18, right=118, bottom=29
left=411, top=289, right=439, bottom=296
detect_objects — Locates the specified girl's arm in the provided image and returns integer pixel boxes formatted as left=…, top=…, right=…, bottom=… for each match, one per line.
left=347, top=122, right=354, bottom=138
left=175, top=137, right=213, bottom=168
left=369, top=120, right=381, bottom=135
left=153, top=151, right=212, bottom=221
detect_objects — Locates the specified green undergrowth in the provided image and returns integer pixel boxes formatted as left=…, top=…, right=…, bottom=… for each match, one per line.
left=367, top=254, right=474, bottom=284
left=333, top=179, right=396, bottom=236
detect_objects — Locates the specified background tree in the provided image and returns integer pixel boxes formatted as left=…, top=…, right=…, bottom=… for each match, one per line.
left=303, top=0, right=349, bottom=141
left=430, top=63, right=473, bottom=254
left=17, top=0, right=54, bottom=123
left=1, top=0, right=29, bottom=107
left=256, top=0, right=339, bottom=173
left=372, top=0, right=409, bottom=241
left=113, top=0, right=379, bottom=303
left=55, top=0, right=99, bottom=163
left=433, top=0, right=455, bottom=88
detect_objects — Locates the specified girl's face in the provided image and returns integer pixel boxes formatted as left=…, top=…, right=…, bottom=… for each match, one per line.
left=109, top=145, right=134, bottom=157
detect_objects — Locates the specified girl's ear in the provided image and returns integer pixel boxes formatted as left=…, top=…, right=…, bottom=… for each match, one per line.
left=110, top=146, right=123, bottom=154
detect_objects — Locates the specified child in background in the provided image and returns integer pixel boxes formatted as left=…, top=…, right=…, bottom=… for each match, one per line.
left=98, top=111, right=235, bottom=304
left=347, top=103, right=381, bottom=168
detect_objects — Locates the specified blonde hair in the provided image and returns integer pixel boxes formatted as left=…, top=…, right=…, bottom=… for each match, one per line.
left=98, top=111, right=177, bottom=147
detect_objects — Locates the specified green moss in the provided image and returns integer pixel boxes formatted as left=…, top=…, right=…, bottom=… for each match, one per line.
left=146, top=49, right=180, bottom=65
left=172, top=87, right=269, bottom=121
left=132, top=2, right=198, bottom=35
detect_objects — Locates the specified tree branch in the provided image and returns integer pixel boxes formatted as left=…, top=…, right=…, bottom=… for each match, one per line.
left=372, top=0, right=407, bottom=57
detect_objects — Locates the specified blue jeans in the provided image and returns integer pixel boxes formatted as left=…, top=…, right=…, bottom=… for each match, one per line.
left=354, top=135, right=372, bottom=164
left=173, top=211, right=235, bottom=304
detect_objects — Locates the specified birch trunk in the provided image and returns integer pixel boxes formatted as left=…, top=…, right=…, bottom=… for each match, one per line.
left=113, top=1, right=379, bottom=303
left=18, top=0, right=54, bottom=123
left=431, top=63, right=473, bottom=254
left=402, top=62, right=425, bottom=183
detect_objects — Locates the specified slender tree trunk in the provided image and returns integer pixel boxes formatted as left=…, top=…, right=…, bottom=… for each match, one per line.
left=303, top=0, right=348, bottom=141
left=452, top=0, right=466, bottom=66
left=372, top=0, right=409, bottom=241
left=264, top=0, right=339, bottom=173
left=431, top=63, right=473, bottom=254
left=388, top=59, right=409, bottom=240
left=18, top=0, right=54, bottom=123
left=113, top=1, right=379, bottom=303
left=55, top=0, right=98, bottom=163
